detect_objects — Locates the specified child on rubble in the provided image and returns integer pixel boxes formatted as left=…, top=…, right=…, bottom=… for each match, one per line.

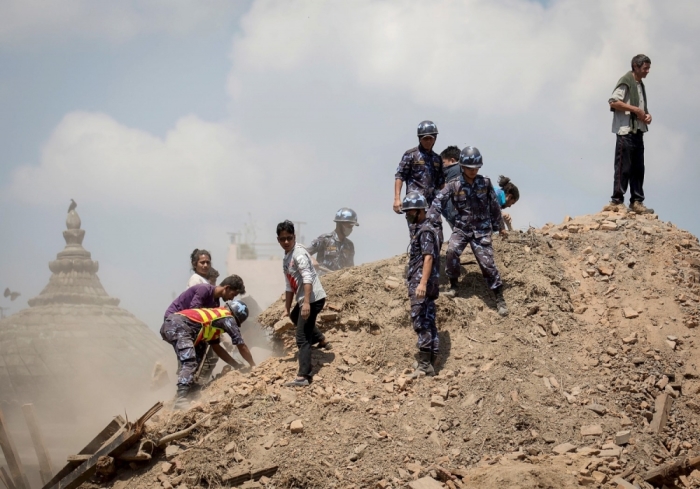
left=494, top=175, right=520, bottom=230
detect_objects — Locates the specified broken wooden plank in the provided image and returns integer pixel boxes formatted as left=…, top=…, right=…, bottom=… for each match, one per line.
left=0, top=407, right=30, bottom=489
left=21, top=403, right=54, bottom=485
left=43, top=403, right=162, bottom=489
left=649, top=393, right=673, bottom=434
left=222, top=465, right=279, bottom=486
left=0, top=467, right=16, bottom=489
left=250, top=465, right=279, bottom=480
left=642, top=455, right=700, bottom=484
left=41, top=416, right=126, bottom=489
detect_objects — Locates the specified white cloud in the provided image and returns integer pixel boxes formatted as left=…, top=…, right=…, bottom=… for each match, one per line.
left=0, top=0, right=242, bottom=46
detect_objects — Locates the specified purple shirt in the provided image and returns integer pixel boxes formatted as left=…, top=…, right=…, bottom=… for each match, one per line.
left=164, top=284, right=218, bottom=318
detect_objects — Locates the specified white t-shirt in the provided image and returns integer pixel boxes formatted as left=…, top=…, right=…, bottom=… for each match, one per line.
left=283, top=243, right=326, bottom=305
left=187, top=273, right=209, bottom=288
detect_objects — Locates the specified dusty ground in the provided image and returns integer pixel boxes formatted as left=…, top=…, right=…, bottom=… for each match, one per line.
left=84, top=209, right=700, bottom=489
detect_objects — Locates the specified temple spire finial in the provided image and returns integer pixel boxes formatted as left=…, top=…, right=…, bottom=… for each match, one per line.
left=66, top=199, right=81, bottom=230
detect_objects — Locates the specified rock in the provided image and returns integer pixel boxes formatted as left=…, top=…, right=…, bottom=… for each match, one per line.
left=612, top=477, right=638, bottom=489
left=165, top=445, right=180, bottom=458
left=550, top=321, right=560, bottom=335
left=601, top=222, right=618, bottom=231
left=430, top=395, right=445, bottom=407
left=346, top=316, right=360, bottom=326
left=224, top=441, right=237, bottom=453
left=581, top=425, right=602, bottom=437
left=578, top=475, right=596, bottom=485
left=273, top=318, right=294, bottom=334
left=349, top=443, right=368, bottom=461
left=384, top=279, right=401, bottom=290
left=552, top=442, right=577, bottom=455
left=574, top=306, right=588, bottom=315
left=614, top=430, right=631, bottom=445
left=290, top=419, right=304, bottom=434
left=598, top=266, right=615, bottom=276
left=598, top=447, right=622, bottom=458
left=162, top=462, right=174, bottom=474
left=591, top=471, right=607, bottom=484
left=587, top=404, right=606, bottom=415
left=623, top=308, right=639, bottom=319
left=408, top=476, right=444, bottom=489
left=318, top=311, right=338, bottom=322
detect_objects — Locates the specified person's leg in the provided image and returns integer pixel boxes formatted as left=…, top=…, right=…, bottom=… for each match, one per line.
left=425, top=298, right=439, bottom=365
left=629, top=133, right=646, bottom=204
left=470, top=235, right=502, bottom=290
left=308, top=298, right=328, bottom=347
left=611, top=134, right=633, bottom=205
left=410, top=298, right=435, bottom=376
left=445, top=230, right=469, bottom=287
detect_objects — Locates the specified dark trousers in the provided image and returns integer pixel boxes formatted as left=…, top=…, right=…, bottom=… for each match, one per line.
left=291, top=298, right=326, bottom=378
left=612, top=132, right=645, bottom=204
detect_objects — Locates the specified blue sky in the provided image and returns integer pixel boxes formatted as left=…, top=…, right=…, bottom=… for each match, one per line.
left=1, top=0, right=698, bottom=328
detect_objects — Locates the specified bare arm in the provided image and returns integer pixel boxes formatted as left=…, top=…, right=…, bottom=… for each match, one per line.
left=301, top=283, right=312, bottom=319
left=236, top=344, right=256, bottom=367
left=393, top=179, right=404, bottom=213
left=415, top=254, right=433, bottom=299
left=211, top=343, right=243, bottom=369
left=285, top=291, right=294, bottom=317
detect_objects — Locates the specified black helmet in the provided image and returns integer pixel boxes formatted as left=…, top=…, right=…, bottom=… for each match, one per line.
left=417, top=120, right=438, bottom=138
left=401, top=191, right=428, bottom=211
left=333, top=207, right=359, bottom=226
left=225, top=300, right=249, bottom=325
left=459, top=146, right=483, bottom=168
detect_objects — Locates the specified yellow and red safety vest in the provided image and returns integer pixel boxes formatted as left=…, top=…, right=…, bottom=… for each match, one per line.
left=175, top=307, right=232, bottom=345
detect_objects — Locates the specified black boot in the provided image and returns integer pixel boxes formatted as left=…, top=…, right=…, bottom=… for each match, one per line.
left=494, top=287, right=508, bottom=317
left=173, top=385, right=192, bottom=410
left=416, top=351, right=435, bottom=377
left=444, top=278, right=458, bottom=298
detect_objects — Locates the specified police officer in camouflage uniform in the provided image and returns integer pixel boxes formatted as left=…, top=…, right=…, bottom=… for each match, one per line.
left=394, top=121, right=444, bottom=237
left=403, top=191, right=441, bottom=376
left=160, top=300, right=255, bottom=409
left=430, top=146, right=509, bottom=316
left=307, top=208, right=359, bottom=273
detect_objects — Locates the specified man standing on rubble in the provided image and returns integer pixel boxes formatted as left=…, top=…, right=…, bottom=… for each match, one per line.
left=307, top=208, right=359, bottom=273
left=277, top=220, right=331, bottom=387
left=402, top=191, right=441, bottom=376
left=430, top=146, right=508, bottom=316
left=606, top=54, right=654, bottom=215
left=394, top=121, right=444, bottom=235
left=161, top=300, right=255, bottom=409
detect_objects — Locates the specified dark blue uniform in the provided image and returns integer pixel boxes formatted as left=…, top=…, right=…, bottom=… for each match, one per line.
left=407, top=219, right=441, bottom=355
left=430, top=174, right=503, bottom=290
left=307, top=232, right=354, bottom=271
left=395, top=146, right=445, bottom=205
left=160, top=314, right=244, bottom=387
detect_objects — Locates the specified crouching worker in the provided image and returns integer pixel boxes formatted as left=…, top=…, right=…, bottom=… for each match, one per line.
left=161, top=300, right=255, bottom=409
left=403, top=191, right=441, bottom=377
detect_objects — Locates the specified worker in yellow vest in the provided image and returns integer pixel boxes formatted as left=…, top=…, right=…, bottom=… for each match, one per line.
left=160, top=299, right=255, bottom=409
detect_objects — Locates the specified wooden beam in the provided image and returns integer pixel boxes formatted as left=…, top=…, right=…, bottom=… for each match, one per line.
left=642, top=455, right=700, bottom=485
left=0, top=467, right=16, bottom=489
left=0, top=408, right=30, bottom=489
left=649, top=393, right=672, bottom=434
left=21, top=404, right=54, bottom=485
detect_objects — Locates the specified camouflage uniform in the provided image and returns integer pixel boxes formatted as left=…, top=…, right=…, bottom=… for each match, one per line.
left=160, top=314, right=245, bottom=387
left=430, top=174, right=503, bottom=290
left=406, top=219, right=441, bottom=354
left=396, top=146, right=445, bottom=238
left=306, top=231, right=354, bottom=271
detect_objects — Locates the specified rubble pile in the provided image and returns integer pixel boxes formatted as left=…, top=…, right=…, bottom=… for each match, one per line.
left=84, top=210, right=700, bottom=489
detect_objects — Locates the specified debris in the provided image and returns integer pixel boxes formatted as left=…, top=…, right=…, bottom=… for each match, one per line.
left=408, top=476, right=444, bottom=489
left=623, top=308, right=639, bottom=319
left=21, top=403, right=53, bottom=486
left=0, top=407, right=31, bottom=489
left=157, top=413, right=212, bottom=447
left=649, top=393, right=673, bottom=434
left=581, top=425, right=602, bottom=437
left=290, top=420, right=304, bottom=434
left=615, top=430, right=631, bottom=446
left=552, top=443, right=577, bottom=455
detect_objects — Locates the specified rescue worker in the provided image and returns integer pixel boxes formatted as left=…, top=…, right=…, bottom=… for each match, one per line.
left=277, top=220, right=330, bottom=387
left=439, top=145, right=462, bottom=229
left=430, top=146, right=509, bottom=316
left=164, top=276, right=245, bottom=384
left=402, top=191, right=441, bottom=376
left=160, top=300, right=255, bottom=409
left=307, top=208, right=359, bottom=272
left=393, top=121, right=444, bottom=236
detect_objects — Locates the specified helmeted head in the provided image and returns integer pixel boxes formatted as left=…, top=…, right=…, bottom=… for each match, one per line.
left=334, top=207, right=359, bottom=238
left=459, top=146, right=483, bottom=168
left=417, top=120, right=438, bottom=138
left=401, top=191, right=428, bottom=225
left=226, top=299, right=249, bottom=325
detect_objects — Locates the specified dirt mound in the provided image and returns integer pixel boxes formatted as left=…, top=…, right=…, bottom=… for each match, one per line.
left=87, top=209, right=700, bottom=489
